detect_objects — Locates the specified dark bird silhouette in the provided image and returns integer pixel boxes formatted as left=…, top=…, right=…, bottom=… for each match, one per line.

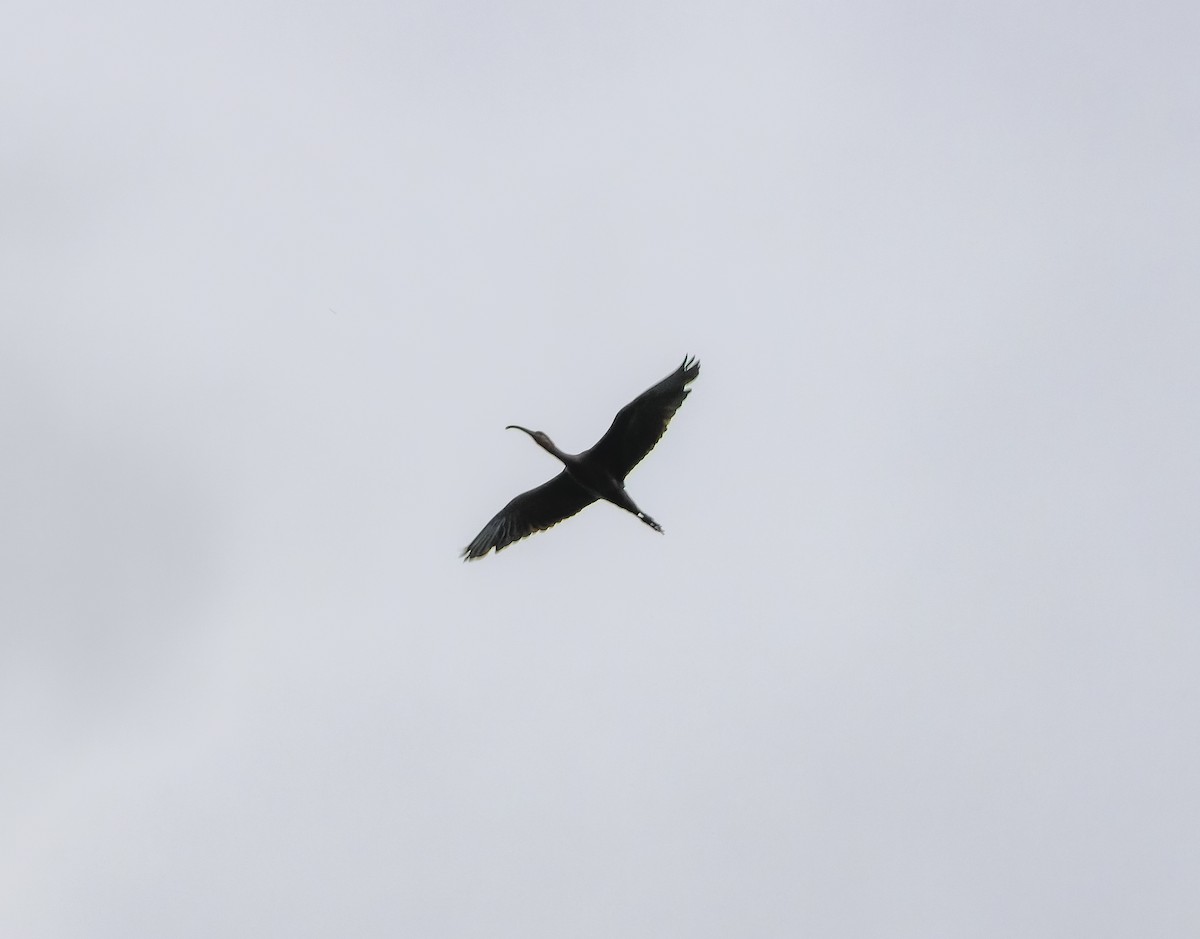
left=462, top=356, right=700, bottom=560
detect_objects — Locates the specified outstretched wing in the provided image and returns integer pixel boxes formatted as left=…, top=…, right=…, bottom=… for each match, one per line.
left=462, top=471, right=596, bottom=560
left=587, top=356, right=700, bottom=481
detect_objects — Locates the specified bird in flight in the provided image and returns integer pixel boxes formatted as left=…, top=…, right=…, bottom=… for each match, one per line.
left=462, top=356, right=700, bottom=560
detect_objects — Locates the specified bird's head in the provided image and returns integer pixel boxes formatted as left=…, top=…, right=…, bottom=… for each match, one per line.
left=506, top=425, right=555, bottom=453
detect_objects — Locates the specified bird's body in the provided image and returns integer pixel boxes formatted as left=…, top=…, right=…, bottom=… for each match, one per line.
left=462, top=356, right=699, bottom=560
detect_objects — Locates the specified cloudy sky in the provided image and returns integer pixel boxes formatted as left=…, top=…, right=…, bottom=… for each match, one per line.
left=4, top=0, right=1198, bottom=935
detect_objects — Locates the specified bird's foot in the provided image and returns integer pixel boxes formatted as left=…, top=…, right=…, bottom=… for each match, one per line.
left=639, top=514, right=664, bottom=534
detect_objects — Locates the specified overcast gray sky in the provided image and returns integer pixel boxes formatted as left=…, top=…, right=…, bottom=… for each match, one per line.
left=3, top=0, right=1199, bottom=935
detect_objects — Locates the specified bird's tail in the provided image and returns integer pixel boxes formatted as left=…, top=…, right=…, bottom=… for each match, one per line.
left=637, top=513, right=664, bottom=533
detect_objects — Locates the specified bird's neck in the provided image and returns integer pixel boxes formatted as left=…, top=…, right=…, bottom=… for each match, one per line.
left=539, top=438, right=573, bottom=464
